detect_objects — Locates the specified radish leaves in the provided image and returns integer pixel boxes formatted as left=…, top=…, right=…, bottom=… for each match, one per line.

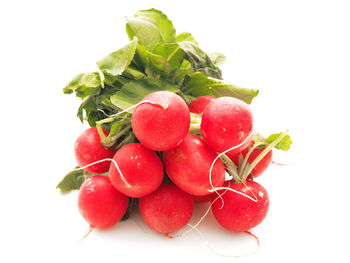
left=126, top=9, right=176, bottom=50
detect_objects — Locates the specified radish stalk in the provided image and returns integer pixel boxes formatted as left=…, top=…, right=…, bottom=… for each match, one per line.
left=238, top=142, right=264, bottom=178
left=241, top=130, right=289, bottom=182
left=219, top=154, right=240, bottom=182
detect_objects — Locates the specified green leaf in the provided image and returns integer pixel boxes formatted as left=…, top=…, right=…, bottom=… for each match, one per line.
left=97, top=37, right=138, bottom=77
left=126, top=8, right=176, bottom=51
left=63, top=72, right=101, bottom=99
left=110, top=78, right=179, bottom=112
left=183, top=72, right=259, bottom=104
left=208, top=52, right=226, bottom=66
left=176, top=32, right=197, bottom=44
left=56, top=167, right=96, bottom=193
left=264, top=133, right=293, bottom=151
left=179, top=41, right=222, bottom=79
left=172, top=59, right=193, bottom=85
left=133, top=44, right=164, bottom=77
left=103, top=72, right=129, bottom=89
left=152, top=43, right=186, bottom=73
left=77, top=94, right=116, bottom=127
left=251, top=133, right=265, bottom=144
left=123, top=66, right=145, bottom=80
left=133, top=43, right=186, bottom=78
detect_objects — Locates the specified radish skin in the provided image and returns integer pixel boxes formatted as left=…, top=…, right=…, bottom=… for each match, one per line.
left=74, top=127, right=115, bottom=174
left=163, top=134, right=225, bottom=196
left=109, top=143, right=163, bottom=198
left=188, top=96, right=216, bottom=114
left=211, top=181, right=269, bottom=232
left=139, top=184, right=194, bottom=234
left=201, top=97, right=253, bottom=154
left=131, top=91, right=190, bottom=151
left=78, top=175, right=128, bottom=229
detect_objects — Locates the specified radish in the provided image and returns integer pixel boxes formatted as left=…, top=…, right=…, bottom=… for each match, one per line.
left=74, top=127, right=115, bottom=174
left=78, top=175, right=128, bottom=229
left=109, top=143, right=163, bottom=198
left=201, top=97, right=253, bottom=154
left=211, top=130, right=292, bottom=232
left=211, top=181, right=269, bottom=232
left=139, top=184, right=194, bottom=234
left=191, top=193, right=215, bottom=203
left=163, top=134, right=225, bottom=196
left=226, top=139, right=273, bottom=178
left=188, top=96, right=216, bottom=114
left=131, top=91, right=190, bottom=151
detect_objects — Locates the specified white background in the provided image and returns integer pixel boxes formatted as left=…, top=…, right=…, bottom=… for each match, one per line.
left=1, top=0, right=349, bottom=262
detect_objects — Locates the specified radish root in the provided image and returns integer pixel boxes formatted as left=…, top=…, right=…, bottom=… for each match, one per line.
left=73, top=158, right=131, bottom=188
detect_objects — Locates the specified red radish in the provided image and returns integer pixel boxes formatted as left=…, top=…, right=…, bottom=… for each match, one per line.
left=74, top=127, right=115, bottom=174
left=191, top=193, right=215, bottom=203
left=211, top=181, right=269, bottom=232
left=78, top=175, right=128, bottom=229
left=163, top=134, right=225, bottom=196
left=201, top=97, right=253, bottom=154
left=139, top=184, right=194, bottom=234
left=226, top=140, right=273, bottom=178
left=109, top=143, right=163, bottom=198
left=188, top=96, right=216, bottom=114
left=131, top=91, right=190, bottom=151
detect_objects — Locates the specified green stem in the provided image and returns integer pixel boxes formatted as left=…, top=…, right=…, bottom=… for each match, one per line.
left=116, top=132, right=136, bottom=151
left=241, top=129, right=289, bottom=182
left=189, top=123, right=201, bottom=134
left=190, top=117, right=202, bottom=124
left=189, top=113, right=202, bottom=135
left=238, top=142, right=264, bottom=179
left=96, top=122, right=108, bottom=146
left=96, top=115, right=130, bottom=147
left=220, top=154, right=240, bottom=182
left=104, top=124, right=131, bottom=147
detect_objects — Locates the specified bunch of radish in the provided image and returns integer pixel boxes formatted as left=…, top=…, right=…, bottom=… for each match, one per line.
left=57, top=8, right=292, bottom=241
left=60, top=91, right=291, bottom=235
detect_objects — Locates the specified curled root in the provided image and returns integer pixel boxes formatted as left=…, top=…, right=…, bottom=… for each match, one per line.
left=74, top=158, right=131, bottom=188
left=208, top=130, right=254, bottom=207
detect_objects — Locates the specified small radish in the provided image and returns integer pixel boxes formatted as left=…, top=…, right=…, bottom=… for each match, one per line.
left=109, top=143, right=163, bottom=198
left=211, top=130, right=292, bottom=232
left=226, top=139, right=273, bottom=178
left=78, top=175, right=128, bottom=229
left=163, top=134, right=225, bottom=196
left=139, top=184, right=194, bottom=234
left=188, top=96, right=216, bottom=114
left=131, top=91, right=190, bottom=151
left=211, top=181, right=269, bottom=232
left=74, top=127, right=115, bottom=174
left=201, top=97, right=253, bottom=154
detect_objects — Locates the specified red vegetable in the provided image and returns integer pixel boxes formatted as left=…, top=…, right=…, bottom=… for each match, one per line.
left=188, top=96, right=216, bottom=114
left=163, top=134, right=225, bottom=196
left=131, top=91, right=190, bottom=151
left=139, top=184, right=194, bottom=234
left=78, top=175, right=128, bottom=229
left=201, top=97, right=253, bottom=154
left=109, top=143, right=163, bottom=198
left=191, top=193, right=215, bottom=203
left=74, top=127, right=115, bottom=174
left=211, top=181, right=269, bottom=232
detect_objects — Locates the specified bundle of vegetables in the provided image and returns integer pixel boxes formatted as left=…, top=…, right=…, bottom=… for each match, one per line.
left=57, top=9, right=292, bottom=235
